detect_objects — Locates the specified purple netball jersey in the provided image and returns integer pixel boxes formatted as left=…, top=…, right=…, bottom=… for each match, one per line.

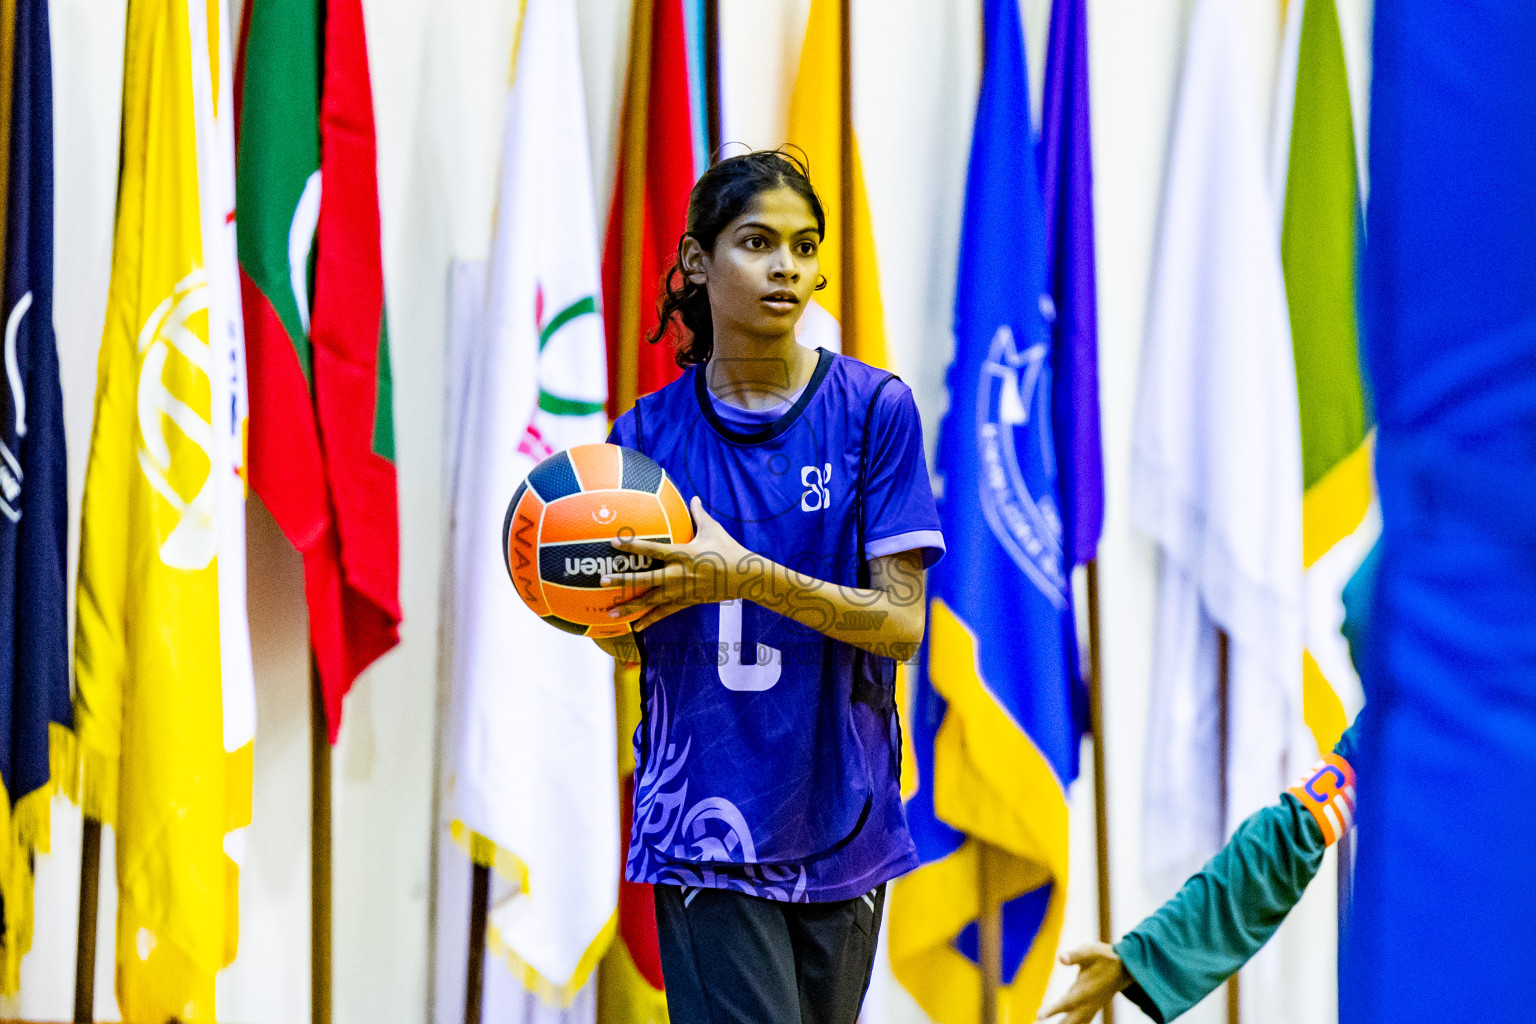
left=609, top=348, right=944, bottom=902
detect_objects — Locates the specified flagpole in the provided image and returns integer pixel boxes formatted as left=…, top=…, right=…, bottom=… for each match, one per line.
left=978, top=842, right=1002, bottom=1024
left=1215, top=628, right=1239, bottom=1024
left=312, top=664, right=333, bottom=1024
left=1085, top=560, right=1115, bottom=1024
left=616, top=0, right=654, bottom=416
left=702, top=0, right=722, bottom=161
left=963, top=3, right=1008, bottom=1017
left=602, top=0, right=652, bottom=998
left=463, top=862, right=490, bottom=1024
left=600, top=0, right=651, bottom=990
left=837, top=0, right=855, bottom=349
left=73, top=817, right=102, bottom=1022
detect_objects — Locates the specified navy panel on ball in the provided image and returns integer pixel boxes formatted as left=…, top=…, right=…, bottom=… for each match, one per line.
left=525, top=449, right=581, bottom=501
left=620, top=447, right=665, bottom=494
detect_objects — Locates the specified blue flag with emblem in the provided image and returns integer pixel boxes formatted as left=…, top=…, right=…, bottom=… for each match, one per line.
left=0, top=0, right=69, bottom=993
left=887, top=0, right=1082, bottom=1019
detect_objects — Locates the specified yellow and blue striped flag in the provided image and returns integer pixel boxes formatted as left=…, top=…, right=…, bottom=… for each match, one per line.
left=888, top=0, right=1083, bottom=1019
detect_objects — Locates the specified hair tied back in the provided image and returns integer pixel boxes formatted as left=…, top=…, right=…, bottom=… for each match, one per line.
left=648, top=148, right=827, bottom=367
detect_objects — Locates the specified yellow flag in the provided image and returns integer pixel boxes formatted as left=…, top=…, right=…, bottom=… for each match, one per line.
left=72, top=0, right=255, bottom=1017
left=785, top=0, right=889, bottom=371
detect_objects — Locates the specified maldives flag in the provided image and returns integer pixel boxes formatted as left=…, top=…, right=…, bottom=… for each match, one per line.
left=601, top=0, right=696, bottom=416
left=236, top=0, right=400, bottom=739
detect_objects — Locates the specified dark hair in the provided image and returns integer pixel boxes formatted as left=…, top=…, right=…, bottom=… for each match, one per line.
left=647, top=148, right=827, bottom=367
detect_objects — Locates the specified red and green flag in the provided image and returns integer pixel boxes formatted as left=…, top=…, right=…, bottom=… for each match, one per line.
left=236, top=0, right=400, bottom=739
left=601, top=0, right=696, bottom=417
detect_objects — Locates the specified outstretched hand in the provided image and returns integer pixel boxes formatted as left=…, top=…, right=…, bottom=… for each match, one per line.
left=603, top=497, right=750, bottom=632
left=1038, top=944, right=1132, bottom=1024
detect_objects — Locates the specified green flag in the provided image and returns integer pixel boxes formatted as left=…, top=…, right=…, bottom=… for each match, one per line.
left=237, top=0, right=401, bottom=738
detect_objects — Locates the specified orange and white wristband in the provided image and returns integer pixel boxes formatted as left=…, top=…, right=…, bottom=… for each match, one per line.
left=1286, top=753, right=1358, bottom=847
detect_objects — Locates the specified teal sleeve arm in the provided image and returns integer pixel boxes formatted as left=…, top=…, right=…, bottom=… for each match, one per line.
left=1112, top=795, right=1327, bottom=1022
left=1113, top=539, right=1374, bottom=1021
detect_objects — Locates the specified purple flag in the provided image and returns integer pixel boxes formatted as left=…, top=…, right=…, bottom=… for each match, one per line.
left=1040, top=0, right=1103, bottom=565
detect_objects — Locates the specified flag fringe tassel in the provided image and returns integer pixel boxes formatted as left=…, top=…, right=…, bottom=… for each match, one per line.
left=0, top=723, right=81, bottom=994
left=66, top=733, right=119, bottom=829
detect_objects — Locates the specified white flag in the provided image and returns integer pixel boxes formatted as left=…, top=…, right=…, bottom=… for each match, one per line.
left=444, top=0, right=616, bottom=1006
left=1130, top=0, right=1316, bottom=1015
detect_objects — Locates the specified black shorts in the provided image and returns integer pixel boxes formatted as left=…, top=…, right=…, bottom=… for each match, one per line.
left=653, top=882, right=887, bottom=1024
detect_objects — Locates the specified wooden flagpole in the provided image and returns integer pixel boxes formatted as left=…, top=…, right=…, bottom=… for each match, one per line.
left=615, top=0, right=655, bottom=417
left=963, top=2, right=1004, bottom=1017
left=312, top=664, right=333, bottom=1024
left=978, top=843, right=1002, bottom=1024
left=1085, top=560, right=1114, bottom=1024
left=458, top=5, right=537, bottom=1009
left=73, top=817, right=101, bottom=1022
left=463, top=862, right=491, bottom=1024
left=591, top=0, right=666, bottom=1006
left=1216, top=628, right=1239, bottom=1024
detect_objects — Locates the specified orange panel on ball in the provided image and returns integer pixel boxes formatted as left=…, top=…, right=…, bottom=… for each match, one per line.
left=657, top=479, right=694, bottom=543
left=566, top=442, right=623, bottom=490
left=506, top=487, right=550, bottom=616
left=542, top=490, right=672, bottom=544
left=543, top=582, right=643, bottom=628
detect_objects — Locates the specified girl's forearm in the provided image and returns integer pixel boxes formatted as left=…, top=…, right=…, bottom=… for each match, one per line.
left=730, top=552, right=925, bottom=659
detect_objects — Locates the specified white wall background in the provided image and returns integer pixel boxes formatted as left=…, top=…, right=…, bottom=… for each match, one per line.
left=16, top=0, right=1370, bottom=1021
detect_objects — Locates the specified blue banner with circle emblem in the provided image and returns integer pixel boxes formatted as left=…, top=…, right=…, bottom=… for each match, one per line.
left=887, top=0, right=1084, bottom=1018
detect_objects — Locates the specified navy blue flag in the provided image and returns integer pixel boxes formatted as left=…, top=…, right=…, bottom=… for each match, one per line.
left=0, top=0, right=67, bottom=989
left=888, top=0, right=1085, bottom=1018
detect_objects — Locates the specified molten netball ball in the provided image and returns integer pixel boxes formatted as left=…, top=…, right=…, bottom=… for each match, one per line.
left=503, top=443, right=693, bottom=638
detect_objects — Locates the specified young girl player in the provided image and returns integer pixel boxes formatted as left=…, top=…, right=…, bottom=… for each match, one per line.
left=594, top=150, right=943, bottom=1024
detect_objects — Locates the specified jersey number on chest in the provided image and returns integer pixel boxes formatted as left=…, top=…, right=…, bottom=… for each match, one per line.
left=718, top=599, right=781, bottom=692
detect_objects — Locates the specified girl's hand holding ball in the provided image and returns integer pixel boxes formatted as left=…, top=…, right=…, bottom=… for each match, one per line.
left=602, top=497, right=748, bottom=633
